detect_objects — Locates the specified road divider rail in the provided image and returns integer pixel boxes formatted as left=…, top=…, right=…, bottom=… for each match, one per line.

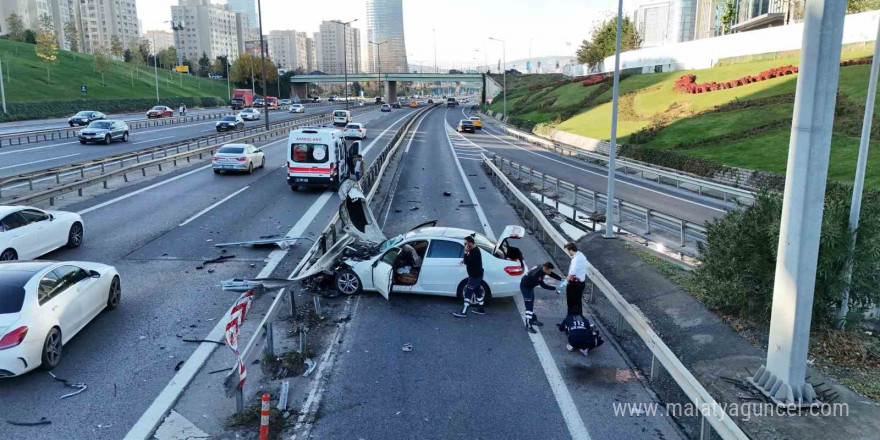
left=481, top=153, right=749, bottom=440
left=0, top=106, right=378, bottom=206
left=485, top=115, right=755, bottom=205
left=223, top=105, right=438, bottom=411
left=489, top=154, right=707, bottom=251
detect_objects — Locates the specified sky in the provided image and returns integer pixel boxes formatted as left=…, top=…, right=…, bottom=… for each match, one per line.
left=138, top=0, right=621, bottom=67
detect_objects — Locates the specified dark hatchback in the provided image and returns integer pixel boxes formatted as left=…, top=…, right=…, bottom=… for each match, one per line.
left=457, top=119, right=475, bottom=133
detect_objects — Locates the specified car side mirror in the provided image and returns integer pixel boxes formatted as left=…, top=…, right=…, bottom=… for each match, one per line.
left=89, top=270, right=101, bottom=278
left=48, top=214, right=54, bottom=221
left=254, top=148, right=262, bottom=153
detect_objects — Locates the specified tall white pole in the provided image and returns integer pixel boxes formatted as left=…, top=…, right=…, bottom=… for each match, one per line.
left=0, top=58, right=6, bottom=113
left=605, top=0, right=624, bottom=238
left=836, top=19, right=880, bottom=328
left=755, top=0, right=847, bottom=406
left=227, top=58, right=231, bottom=100
left=154, top=53, right=160, bottom=103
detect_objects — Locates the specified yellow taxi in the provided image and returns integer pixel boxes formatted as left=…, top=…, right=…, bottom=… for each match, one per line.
left=469, top=116, right=483, bottom=130
left=409, top=101, right=419, bottom=108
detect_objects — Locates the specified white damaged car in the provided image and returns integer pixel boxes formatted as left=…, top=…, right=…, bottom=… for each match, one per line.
left=296, top=181, right=526, bottom=300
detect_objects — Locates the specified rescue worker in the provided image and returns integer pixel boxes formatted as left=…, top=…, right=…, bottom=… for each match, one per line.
left=558, top=314, right=603, bottom=357
left=564, top=242, right=587, bottom=316
left=453, top=236, right=485, bottom=317
left=520, top=262, right=563, bottom=333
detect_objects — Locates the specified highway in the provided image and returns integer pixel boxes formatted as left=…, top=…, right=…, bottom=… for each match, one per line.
left=0, top=106, right=225, bottom=135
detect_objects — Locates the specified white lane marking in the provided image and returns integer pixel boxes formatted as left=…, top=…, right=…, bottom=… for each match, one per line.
left=133, top=135, right=175, bottom=145
left=125, top=191, right=334, bottom=440
left=0, top=142, right=78, bottom=155
left=443, top=108, right=592, bottom=440
left=0, top=153, right=81, bottom=170
left=381, top=108, right=431, bottom=228
left=179, top=185, right=250, bottom=226
left=125, top=110, right=414, bottom=440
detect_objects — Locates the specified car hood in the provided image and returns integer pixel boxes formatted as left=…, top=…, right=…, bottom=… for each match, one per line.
left=338, top=180, right=386, bottom=243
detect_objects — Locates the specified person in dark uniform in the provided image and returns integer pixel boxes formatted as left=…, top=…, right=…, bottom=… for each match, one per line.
left=520, top=262, right=563, bottom=333
left=453, top=236, right=485, bottom=317
left=558, top=314, right=604, bottom=357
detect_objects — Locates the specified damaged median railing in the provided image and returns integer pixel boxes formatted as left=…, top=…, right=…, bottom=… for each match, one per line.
left=218, top=104, right=437, bottom=413
left=481, top=153, right=749, bottom=440
left=0, top=106, right=377, bottom=206
left=489, top=154, right=707, bottom=252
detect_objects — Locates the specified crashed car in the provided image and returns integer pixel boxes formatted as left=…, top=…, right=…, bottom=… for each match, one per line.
left=297, top=181, right=526, bottom=300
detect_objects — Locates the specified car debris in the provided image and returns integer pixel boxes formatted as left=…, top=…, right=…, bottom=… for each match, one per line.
left=409, top=207, right=419, bottom=211
left=402, top=343, right=413, bottom=352
left=49, top=372, right=87, bottom=399
left=443, top=191, right=452, bottom=196
left=338, top=179, right=386, bottom=243
left=203, top=255, right=235, bottom=265
left=182, top=338, right=225, bottom=345
left=6, top=418, right=51, bottom=427
left=277, top=381, right=290, bottom=411
left=97, top=423, right=113, bottom=429
left=303, top=359, right=317, bottom=377
left=214, top=236, right=315, bottom=250
left=174, top=360, right=185, bottom=371
left=220, top=278, right=298, bottom=292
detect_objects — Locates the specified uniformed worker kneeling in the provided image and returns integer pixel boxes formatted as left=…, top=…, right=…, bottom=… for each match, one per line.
left=558, top=314, right=604, bottom=357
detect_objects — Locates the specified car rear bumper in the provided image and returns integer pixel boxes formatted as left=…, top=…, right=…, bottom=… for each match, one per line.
left=288, top=175, right=337, bottom=187
left=0, top=345, right=37, bottom=378
left=213, top=162, right=249, bottom=171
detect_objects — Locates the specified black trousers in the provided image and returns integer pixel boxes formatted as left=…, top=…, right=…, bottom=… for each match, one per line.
left=566, top=280, right=585, bottom=316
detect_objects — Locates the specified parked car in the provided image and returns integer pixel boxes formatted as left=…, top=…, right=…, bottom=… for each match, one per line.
left=469, top=117, right=483, bottom=129
left=381, top=104, right=392, bottom=112
left=0, top=206, right=84, bottom=261
left=78, top=120, right=130, bottom=144
left=238, top=108, right=261, bottom=121
left=289, top=104, right=305, bottom=113
left=0, top=260, right=121, bottom=377
left=343, top=123, right=367, bottom=140
left=212, top=144, right=265, bottom=174
left=457, top=119, right=475, bottom=133
left=146, top=106, right=174, bottom=118
left=67, top=111, right=105, bottom=127
left=215, top=115, right=245, bottom=132
left=391, top=101, right=402, bottom=109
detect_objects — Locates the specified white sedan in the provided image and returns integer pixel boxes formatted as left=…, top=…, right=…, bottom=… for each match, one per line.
left=0, top=206, right=84, bottom=261
left=343, top=123, right=367, bottom=140
left=289, top=104, right=305, bottom=113
left=212, top=143, right=265, bottom=174
left=238, top=108, right=261, bottom=121
left=0, top=261, right=120, bottom=377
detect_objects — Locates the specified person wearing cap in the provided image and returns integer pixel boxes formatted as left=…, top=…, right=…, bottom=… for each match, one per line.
left=563, top=242, right=587, bottom=316
left=520, top=262, right=563, bottom=333
left=558, top=313, right=604, bottom=357
left=453, top=236, right=485, bottom=317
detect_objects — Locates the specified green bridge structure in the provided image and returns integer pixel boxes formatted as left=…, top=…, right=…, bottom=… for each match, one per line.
left=289, top=73, right=489, bottom=103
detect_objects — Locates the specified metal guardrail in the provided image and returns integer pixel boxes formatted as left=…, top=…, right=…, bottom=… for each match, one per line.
left=1, top=106, right=378, bottom=206
left=481, top=153, right=749, bottom=440
left=485, top=115, right=756, bottom=205
left=490, top=154, right=707, bottom=250
left=223, top=104, right=438, bottom=409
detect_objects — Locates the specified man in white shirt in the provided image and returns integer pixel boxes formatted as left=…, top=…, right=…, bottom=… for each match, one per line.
left=564, top=242, right=587, bottom=316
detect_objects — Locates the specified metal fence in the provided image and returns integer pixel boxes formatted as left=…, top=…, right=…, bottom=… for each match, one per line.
left=481, top=154, right=749, bottom=440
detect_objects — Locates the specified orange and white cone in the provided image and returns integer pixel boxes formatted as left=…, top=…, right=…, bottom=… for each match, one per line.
left=259, top=393, right=270, bottom=440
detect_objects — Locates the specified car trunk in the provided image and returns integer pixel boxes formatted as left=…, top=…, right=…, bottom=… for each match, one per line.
left=0, top=313, right=21, bottom=341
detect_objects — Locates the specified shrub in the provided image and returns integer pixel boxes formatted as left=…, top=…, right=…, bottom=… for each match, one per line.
left=582, top=74, right=606, bottom=87
left=673, top=60, right=855, bottom=95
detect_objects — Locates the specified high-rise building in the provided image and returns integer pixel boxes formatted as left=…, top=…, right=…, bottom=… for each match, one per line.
left=171, top=0, right=244, bottom=64
left=633, top=1, right=671, bottom=47
left=317, top=20, right=362, bottom=74
left=306, top=35, right=317, bottom=72
left=693, top=0, right=801, bottom=40
left=0, top=0, right=71, bottom=50
left=225, top=0, right=256, bottom=29
left=146, top=30, right=174, bottom=53
left=267, top=30, right=306, bottom=72
left=366, top=0, right=407, bottom=73
left=70, top=0, right=140, bottom=54
left=295, top=31, right=309, bottom=72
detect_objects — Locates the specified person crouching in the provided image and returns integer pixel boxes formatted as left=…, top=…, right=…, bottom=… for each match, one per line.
left=557, top=314, right=604, bottom=357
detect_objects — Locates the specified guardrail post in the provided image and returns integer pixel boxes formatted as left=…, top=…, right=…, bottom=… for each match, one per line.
left=263, top=322, right=275, bottom=359
left=49, top=196, right=54, bottom=206
left=100, top=163, right=105, bottom=174
left=142, top=168, right=147, bottom=177
left=123, top=172, right=129, bottom=183
left=28, top=179, right=33, bottom=191
left=554, top=179, right=559, bottom=210
left=645, top=210, right=652, bottom=235
left=103, top=180, right=108, bottom=189
left=650, top=353, right=659, bottom=381
left=540, top=173, right=546, bottom=204
left=55, top=173, right=61, bottom=184
left=680, top=220, right=686, bottom=247
left=700, top=410, right=713, bottom=440
left=615, top=199, right=621, bottom=224
left=591, top=190, right=598, bottom=212
left=80, top=167, right=85, bottom=178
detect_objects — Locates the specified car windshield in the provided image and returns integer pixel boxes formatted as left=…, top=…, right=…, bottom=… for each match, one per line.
left=291, top=143, right=329, bottom=163
left=221, top=116, right=237, bottom=121
left=74, top=111, right=91, bottom=117
left=242, top=109, right=254, bottom=113
left=218, top=146, right=245, bottom=154
left=379, top=235, right=404, bottom=252
left=346, top=124, right=361, bottom=129
left=333, top=111, right=347, bottom=117
left=382, top=105, right=390, bottom=108
left=89, top=121, right=112, bottom=129
left=152, top=106, right=164, bottom=110
left=461, top=120, right=473, bottom=125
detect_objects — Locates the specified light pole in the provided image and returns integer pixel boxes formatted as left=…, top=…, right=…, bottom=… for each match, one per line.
left=332, top=19, right=358, bottom=110
left=604, top=0, right=624, bottom=239
left=370, top=39, right=387, bottom=101
left=226, top=57, right=231, bottom=100
left=432, top=28, right=437, bottom=74
left=257, top=0, right=269, bottom=130
left=489, top=37, right=506, bottom=119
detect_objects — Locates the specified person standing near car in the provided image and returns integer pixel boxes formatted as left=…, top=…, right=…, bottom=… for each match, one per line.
left=453, top=236, right=485, bottom=317
left=354, top=155, right=363, bottom=180
left=520, top=262, right=563, bottom=333
left=564, top=242, right=587, bottom=316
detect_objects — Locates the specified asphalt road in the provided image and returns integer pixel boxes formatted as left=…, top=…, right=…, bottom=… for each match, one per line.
left=0, top=103, right=348, bottom=179
left=0, top=105, right=419, bottom=440
left=446, top=106, right=731, bottom=226
left=0, top=107, right=230, bottom=135
left=304, top=106, right=686, bottom=440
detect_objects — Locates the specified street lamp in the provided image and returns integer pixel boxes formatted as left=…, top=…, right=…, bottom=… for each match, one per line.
left=489, top=37, right=506, bottom=119
left=257, top=0, right=269, bottom=130
left=331, top=18, right=358, bottom=110
left=370, top=39, right=387, bottom=101
left=605, top=0, right=624, bottom=239
left=432, top=28, right=437, bottom=74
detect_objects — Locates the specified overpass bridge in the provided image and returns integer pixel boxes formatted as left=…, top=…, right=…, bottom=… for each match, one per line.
left=290, top=72, right=487, bottom=103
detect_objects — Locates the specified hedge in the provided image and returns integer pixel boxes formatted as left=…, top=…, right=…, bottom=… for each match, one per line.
left=0, top=96, right=226, bottom=123
left=616, top=144, right=730, bottom=178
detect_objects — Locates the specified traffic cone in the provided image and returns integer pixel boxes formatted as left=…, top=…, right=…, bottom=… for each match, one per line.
left=259, top=393, right=270, bottom=440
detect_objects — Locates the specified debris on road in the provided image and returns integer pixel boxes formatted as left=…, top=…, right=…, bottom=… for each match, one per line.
left=303, top=359, right=317, bottom=377
left=409, top=207, right=419, bottom=211
left=277, top=381, right=290, bottom=411
left=459, top=203, right=477, bottom=208
left=174, top=360, right=185, bottom=371
left=182, top=338, right=225, bottom=345
left=49, top=372, right=87, bottom=399
left=443, top=191, right=451, bottom=196
left=214, top=236, right=314, bottom=250
left=220, top=278, right=298, bottom=292
left=402, top=343, right=413, bottom=352
left=6, top=418, right=51, bottom=427
left=96, top=423, right=113, bottom=429
left=208, top=367, right=230, bottom=375
left=203, top=254, right=235, bottom=265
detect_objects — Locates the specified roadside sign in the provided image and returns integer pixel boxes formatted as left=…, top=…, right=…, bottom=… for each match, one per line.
left=81, top=85, right=87, bottom=95
left=175, top=65, right=190, bottom=73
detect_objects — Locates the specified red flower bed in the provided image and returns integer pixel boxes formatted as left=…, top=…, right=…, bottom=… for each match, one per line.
left=582, top=74, right=606, bottom=87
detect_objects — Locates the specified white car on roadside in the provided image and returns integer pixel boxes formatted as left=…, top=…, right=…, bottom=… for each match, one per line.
left=0, top=206, right=84, bottom=261
left=343, top=123, right=367, bottom=140
left=0, top=260, right=121, bottom=377
left=289, top=104, right=305, bottom=113
left=212, top=144, right=265, bottom=174
left=238, top=108, right=261, bottom=121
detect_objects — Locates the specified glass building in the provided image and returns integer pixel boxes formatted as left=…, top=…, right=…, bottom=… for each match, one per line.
left=367, top=0, right=408, bottom=73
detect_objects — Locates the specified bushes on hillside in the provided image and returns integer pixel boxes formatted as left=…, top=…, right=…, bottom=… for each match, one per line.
left=0, top=96, right=224, bottom=122
left=694, top=184, right=880, bottom=328
left=616, top=144, right=730, bottom=178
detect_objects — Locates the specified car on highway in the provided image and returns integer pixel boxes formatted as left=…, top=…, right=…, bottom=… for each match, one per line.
left=0, top=260, right=120, bottom=377
left=447, top=98, right=459, bottom=107
left=427, top=99, right=434, bottom=104
left=0, top=206, right=84, bottom=261
left=328, top=95, right=338, bottom=102
left=146, top=106, right=174, bottom=118
left=212, top=144, right=265, bottom=174
left=457, top=119, right=475, bottom=133
left=469, top=117, right=483, bottom=129
left=391, top=101, right=402, bottom=109
left=253, top=98, right=266, bottom=108
left=78, top=120, right=130, bottom=144
left=67, top=111, right=106, bottom=127
left=381, top=104, right=392, bottom=112
left=265, top=97, right=279, bottom=109
left=343, top=123, right=367, bottom=140
left=238, top=108, right=261, bottom=121
left=287, top=126, right=352, bottom=191
left=279, top=99, right=293, bottom=106
left=215, top=115, right=245, bottom=132
left=311, top=96, right=322, bottom=103
left=332, top=110, right=351, bottom=127
left=409, top=101, right=419, bottom=108
left=289, top=104, right=305, bottom=113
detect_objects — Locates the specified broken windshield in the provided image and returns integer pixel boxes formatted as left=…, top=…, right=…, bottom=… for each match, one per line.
left=379, top=235, right=403, bottom=252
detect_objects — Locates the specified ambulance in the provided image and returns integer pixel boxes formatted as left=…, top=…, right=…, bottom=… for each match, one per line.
left=287, top=126, right=358, bottom=191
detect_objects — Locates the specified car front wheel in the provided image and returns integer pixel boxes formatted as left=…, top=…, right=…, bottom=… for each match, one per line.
left=40, top=327, right=62, bottom=370
left=335, top=269, right=363, bottom=295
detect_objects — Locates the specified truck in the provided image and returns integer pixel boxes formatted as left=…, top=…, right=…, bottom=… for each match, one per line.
left=231, top=89, right=254, bottom=110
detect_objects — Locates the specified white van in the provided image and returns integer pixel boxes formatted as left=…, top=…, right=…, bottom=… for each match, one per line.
left=287, top=127, right=359, bottom=191
left=332, top=110, right=351, bottom=126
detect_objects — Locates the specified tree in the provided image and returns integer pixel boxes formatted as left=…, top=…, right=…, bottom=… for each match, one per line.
left=63, top=20, right=78, bottom=52
left=5, top=12, right=25, bottom=42
left=181, top=56, right=195, bottom=74
left=230, top=52, right=256, bottom=85
left=123, top=48, right=132, bottom=62
left=110, top=34, right=123, bottom=59
left=137, top=39, right=151, bottom=64
left=576, top=16, right=641, bottom=67
left=159, top=47, right=178, bottom=69
left=24, top=29, right=36, bottom=44
left=94, top=49, right=110, bottom=85
left=847, top=0, right=880, bottom=13
left=719, top=0, right=737, bottom=34
left=198, top=52, right=211, bottom=77
left=35, top=16, right=59, bottom=84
